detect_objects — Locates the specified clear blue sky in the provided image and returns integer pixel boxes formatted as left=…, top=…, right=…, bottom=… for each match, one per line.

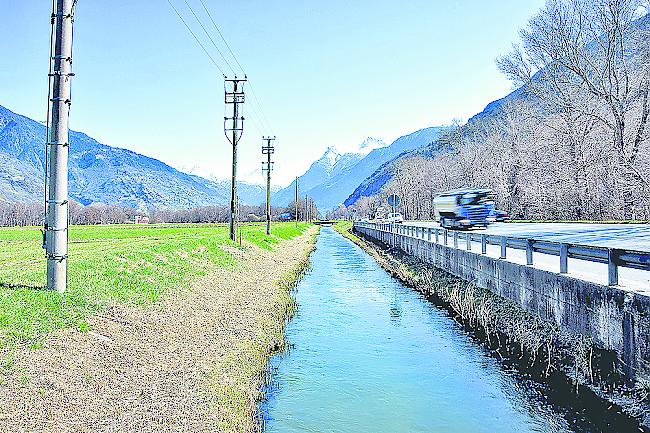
left=0, top=0, right=545, bottom=186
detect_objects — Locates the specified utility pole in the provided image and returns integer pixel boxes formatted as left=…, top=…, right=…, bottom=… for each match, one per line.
left=237, top=194, right=242, bottom=246
left=45, top=0, right=76, bottom=293
left=305, top=195, right=308, bottom=222
left=262, top=136, right=275, bottom=235
left=295, top=176, right=298, bottom=227
left=224, top=76, right=246, bottom=242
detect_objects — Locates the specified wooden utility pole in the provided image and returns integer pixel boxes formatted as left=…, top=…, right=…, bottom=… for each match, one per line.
left=262, top=136, right=275, bottom=235
left=295, top=176, right=298, bottom=227
left=224, top=77, right=246, bottom=241
left=45, top=0, right=76, bottom=293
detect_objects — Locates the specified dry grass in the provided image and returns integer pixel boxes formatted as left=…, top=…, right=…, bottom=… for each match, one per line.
left=0, top=226, right=318, bottom=433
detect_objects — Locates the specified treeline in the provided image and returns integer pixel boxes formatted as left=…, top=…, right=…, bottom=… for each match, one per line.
left=150, top=199, right=317, bottom=224
left=0, top=201, right=151, bottom=227
left=352, top=0, right=650, bottom=221
left=0, top=200, right=319, bottom=227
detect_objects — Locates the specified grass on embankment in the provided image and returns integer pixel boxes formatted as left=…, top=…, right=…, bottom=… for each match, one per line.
left=333, top=220, right=357, bottom=240
left=0, top=222, right=309, bottom=354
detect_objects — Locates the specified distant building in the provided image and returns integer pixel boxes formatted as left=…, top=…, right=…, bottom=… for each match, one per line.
left=134, top=215, right=150, bottom=224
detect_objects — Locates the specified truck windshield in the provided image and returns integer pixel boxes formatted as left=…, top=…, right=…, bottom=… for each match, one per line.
left=460, top=192, right=491, bottom=206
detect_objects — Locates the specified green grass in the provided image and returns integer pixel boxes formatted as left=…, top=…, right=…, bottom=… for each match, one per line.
left=0, top=222, right=310, bottom=353
left=333, top=220, right=353, bottom=233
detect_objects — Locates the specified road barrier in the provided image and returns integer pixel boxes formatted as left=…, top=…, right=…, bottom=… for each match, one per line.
left=354, top=222, right=650, bottom=286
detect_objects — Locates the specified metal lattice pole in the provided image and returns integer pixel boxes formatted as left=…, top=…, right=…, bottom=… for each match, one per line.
left=45, top=0, right=76, bottom=293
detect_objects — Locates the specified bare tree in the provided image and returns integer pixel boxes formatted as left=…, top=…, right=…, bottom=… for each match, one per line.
left=498, top=0, right=650, bottom=216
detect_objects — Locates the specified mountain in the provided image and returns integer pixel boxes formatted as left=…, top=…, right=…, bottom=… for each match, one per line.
left=271, top=138, right=386, bottom=207
left=272, top=130, right=444, bottom=211
left=272, top=147, right=359, bottom=206
left=344, top=137, right=450, bottom=206
left=0, top=104, right=267, bottom=208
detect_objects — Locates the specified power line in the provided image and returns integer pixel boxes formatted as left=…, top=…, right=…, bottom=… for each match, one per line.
left=170, top=0, right=276, bottom=138
left=166, top=0, right=225, bottom=76
left=183, top=0, right=236, bottom=76
left=247, top=79, right=275, bottom=135
left=196, top=0, right=275, bottom=135
left=241, top=102, right=264, bottom=137
left=238, top=82, right=271, bottom=136
left=198, top=0, right=246, bottom=75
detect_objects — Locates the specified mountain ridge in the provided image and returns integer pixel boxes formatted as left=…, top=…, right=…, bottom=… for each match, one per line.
left=0, top=104, right=267, bottom=208
left=272, top=127, right=445, bottom=210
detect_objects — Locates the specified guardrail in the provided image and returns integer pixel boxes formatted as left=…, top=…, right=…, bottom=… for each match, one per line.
left=353, top=222, right=650, bottom=286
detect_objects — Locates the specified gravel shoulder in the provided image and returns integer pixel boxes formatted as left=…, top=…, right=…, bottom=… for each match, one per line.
left=0, top=226, right=318, bottom=433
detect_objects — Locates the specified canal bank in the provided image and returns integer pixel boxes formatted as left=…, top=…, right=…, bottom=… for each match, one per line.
left=263, top=226, right=646, bottom=432
left=0, top=224, right=318, bottom=433
left=342, top=222, right=650, bottom=431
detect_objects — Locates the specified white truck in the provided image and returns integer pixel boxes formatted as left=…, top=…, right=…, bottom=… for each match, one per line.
left=433, top=189, right=496, bottom=229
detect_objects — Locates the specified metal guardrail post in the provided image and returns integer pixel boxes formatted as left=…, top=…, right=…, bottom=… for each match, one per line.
left=608, top=249, right=619, bottom=286
left=361, top=222, right=646, bottom=287
left=559, top=244, right=568, bottom=274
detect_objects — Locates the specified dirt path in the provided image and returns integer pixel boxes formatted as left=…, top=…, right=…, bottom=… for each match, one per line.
left=0, top=227, right=317, bottom=433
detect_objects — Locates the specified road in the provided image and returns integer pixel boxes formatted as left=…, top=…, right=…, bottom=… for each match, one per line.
left=400, top=221, right=650, bottom=293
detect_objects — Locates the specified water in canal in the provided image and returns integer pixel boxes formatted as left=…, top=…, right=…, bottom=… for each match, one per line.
left=262, top=227, right=605, bottom=432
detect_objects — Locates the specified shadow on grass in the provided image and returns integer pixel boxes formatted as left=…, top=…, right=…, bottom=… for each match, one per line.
left=0, top=282, right=47, bottom=291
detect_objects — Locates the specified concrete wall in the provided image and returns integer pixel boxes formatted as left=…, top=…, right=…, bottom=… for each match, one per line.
left=354, top=224, right=650, bottom=381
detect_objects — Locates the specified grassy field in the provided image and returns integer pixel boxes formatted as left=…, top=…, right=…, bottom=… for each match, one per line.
left=0, top=222, right=309, bottom=355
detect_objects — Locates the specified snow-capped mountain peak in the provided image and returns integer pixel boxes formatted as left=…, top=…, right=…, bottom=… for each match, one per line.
left=356, top=137, right=387, bottom=154
left=319, top=146, right=342, bottom=171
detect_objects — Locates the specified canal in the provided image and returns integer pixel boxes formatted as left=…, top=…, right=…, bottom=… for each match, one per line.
left=261, top=227, right=625, bottom=432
